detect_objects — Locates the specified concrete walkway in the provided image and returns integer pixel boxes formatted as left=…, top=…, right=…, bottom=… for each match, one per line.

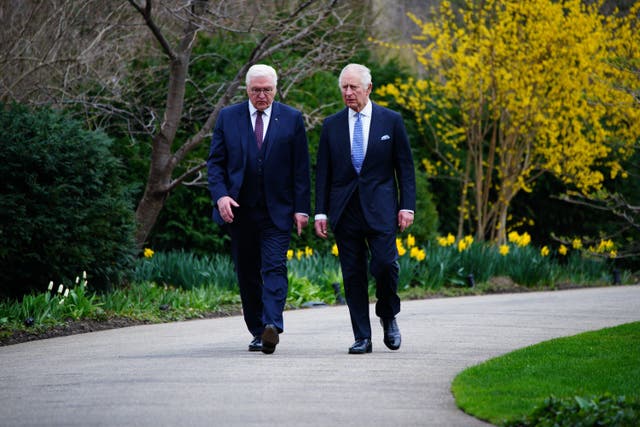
left=1, top=285, right=639, bottom=427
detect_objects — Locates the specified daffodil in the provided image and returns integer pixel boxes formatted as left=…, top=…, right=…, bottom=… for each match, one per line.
left=541, top=246, right=550, bottom=257
left=144, top=248, right=155, bottom=258
left=396, top=238, right=407, bottom=256
left=286, top=249, right=293, bottom=260
left=558, top=244, right=568, bottom=256
left=572, top=238, right=582, bottom=250
left=410, top=246, right=426, bottom=261
left=331, top=243, right=339, bottom=257
left=499, top=244, right=509, bottom=256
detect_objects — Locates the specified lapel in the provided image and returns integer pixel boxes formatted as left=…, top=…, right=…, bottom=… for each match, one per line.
left=235, top=101, right=252, bottom=166
left=366, top=103, right=383, bottom=164
left=337, top=108, right=351, bottom=164
left=264, top=102, right=280, bottom=161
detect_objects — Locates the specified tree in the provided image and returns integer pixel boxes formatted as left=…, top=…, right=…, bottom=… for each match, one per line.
left=1, top=0, right=367, bottom=249
left=376, top=0, right=640, bottom=243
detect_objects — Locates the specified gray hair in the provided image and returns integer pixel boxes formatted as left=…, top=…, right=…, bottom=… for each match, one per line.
left=246, top=64, right=278, bottom=88
left=338, top=63, right=372, bottom=88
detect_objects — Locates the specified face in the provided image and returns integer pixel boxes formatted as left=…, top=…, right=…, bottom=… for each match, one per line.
left=340, top=68, right=372, bottom=112
left=247, top=75, right=276, bottom=111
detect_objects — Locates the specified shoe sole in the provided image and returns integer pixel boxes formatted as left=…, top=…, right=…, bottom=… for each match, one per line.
left=348, top=345, right=372, bottom=354
left=383, top=338, right=401, bottom=351
left=261, top=326, right=279, bottom=354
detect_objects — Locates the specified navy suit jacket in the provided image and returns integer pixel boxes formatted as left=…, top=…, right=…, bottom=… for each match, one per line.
left=315, top=102, right=416, bottom=233
left=207, top=101, right=311, bottom=232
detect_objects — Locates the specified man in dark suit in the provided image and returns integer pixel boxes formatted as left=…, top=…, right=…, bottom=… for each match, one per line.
left=315, top=63, right=416, bottom=354
left=208, top=64, right=311, bottom=354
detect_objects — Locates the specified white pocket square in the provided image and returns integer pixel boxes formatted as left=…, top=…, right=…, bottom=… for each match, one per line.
left=380, top=134, right=391, bottom=141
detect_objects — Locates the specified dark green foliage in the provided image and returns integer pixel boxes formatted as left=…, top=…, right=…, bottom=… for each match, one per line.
left=503, top=394, right=640, bottom=427
left=0, top=103, right=137, bottom=297
left=411, top=167, right=439, bottom=242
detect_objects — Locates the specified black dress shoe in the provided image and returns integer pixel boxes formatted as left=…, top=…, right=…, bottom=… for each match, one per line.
left=261, top=324, right=279, bottom=354
left=381, top=318, right=401, bottom=350
left=348, top=338, right=372, bottom=354
left=248, top=336, right=262, bottom=352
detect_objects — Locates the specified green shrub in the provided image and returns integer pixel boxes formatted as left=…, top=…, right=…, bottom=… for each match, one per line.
left=0, top=103, right=136, bottom=297
left=503, top=394, right=640, bottom=427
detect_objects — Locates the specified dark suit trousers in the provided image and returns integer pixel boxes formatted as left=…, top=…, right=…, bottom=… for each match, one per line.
left=228, top=206, right=290, bottom=337
left=334, top=191, right=401, bottom=340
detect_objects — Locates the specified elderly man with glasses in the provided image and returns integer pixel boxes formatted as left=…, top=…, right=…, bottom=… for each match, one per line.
left=207, top=64, right=311, bottom=354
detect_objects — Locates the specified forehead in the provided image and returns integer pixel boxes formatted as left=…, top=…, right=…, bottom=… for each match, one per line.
left=249, top=75, right=275, bottom=87
left=340, top=70, right=361, bottom=86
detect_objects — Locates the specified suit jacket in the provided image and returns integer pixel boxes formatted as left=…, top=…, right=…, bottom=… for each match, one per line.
left=207, top=101, right=311, bottom=232
left=315, top=102, right=416, bottom=233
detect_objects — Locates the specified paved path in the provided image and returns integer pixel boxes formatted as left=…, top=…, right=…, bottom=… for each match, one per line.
left=1, top=285, right=639, bottom=427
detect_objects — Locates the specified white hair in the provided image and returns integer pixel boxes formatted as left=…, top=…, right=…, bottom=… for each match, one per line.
left=338, top=63, right=372, bottom=88
left=246, top=64, right=278, bottom=88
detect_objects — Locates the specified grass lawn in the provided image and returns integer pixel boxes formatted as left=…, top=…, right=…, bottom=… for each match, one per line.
left=451, top=321, right=640, bottom=425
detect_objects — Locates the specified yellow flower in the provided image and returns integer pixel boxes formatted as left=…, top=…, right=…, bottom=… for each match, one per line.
left=143, top=248, right=154, bottom=258
left=558, top=244, right=568, bottom=256
left=541, top=246, right=550, bottom=257
left=508, top=231, right=531, bottom=247
left=457, top=234, right=474, bottom=252
left=286, top=249, right=293, bottom=260
left=410, top=246, right=426, bottom=261
left=331, top=243, right=339, bottom=257
left=519, top=232, right=531, bottom=247
left=609, top=250, right=617, bottom=258
left=437, top=233, right=456, bottom=247
left=406, top=234, right=416, bottom=248
left=296, top=249, right=304, bottom=260
left=305, top=246, right=313, bottom=257
left=396, top=238, right=407, bottom=256
left=499, top=244, right=510, bottom=256
left=572, top=238, right=582, bottom=250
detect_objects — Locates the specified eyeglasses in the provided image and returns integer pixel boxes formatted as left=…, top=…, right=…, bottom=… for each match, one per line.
left=250, top=88, right=274, bottom=95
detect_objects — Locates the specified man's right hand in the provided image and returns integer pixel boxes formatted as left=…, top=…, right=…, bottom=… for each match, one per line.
left=314, top=218, right=328, bottom=239
left=217, top=196, right=239, bottom=223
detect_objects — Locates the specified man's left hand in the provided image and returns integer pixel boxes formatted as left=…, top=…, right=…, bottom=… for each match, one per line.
left=398, top=211, right=414, bottom=232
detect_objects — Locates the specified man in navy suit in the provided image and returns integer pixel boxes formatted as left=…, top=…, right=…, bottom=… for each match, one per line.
left=315, top=63, right=416, bottom=354
left=208, top=64, right=311, bottom=354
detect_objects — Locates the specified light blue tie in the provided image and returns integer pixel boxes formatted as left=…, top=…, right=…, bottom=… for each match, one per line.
left=351, top=112, right=364, bottom=173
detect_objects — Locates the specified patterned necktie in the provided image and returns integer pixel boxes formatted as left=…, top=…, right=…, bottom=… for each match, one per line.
left=255, top=110, right=264, bottom=149
left=351, top=112, right=364, bottom=173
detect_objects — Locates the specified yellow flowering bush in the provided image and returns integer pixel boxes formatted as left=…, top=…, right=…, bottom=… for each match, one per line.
left=375, top=0, right=640, bottom=243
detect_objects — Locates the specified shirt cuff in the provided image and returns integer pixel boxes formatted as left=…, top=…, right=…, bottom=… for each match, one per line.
left=314, top=214, right=328, bottom=221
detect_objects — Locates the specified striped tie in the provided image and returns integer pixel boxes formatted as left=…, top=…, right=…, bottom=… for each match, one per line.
left=351, top=112, right=364, bottom=173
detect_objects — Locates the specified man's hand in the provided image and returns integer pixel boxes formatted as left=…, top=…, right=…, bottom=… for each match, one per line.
left=294, top=213, right=309, bottom=236
left=398, top=210, right=414, bottom=232
left=217, top=196, right=239, bottom=223
left=314, top=218, right=328, bottom=239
